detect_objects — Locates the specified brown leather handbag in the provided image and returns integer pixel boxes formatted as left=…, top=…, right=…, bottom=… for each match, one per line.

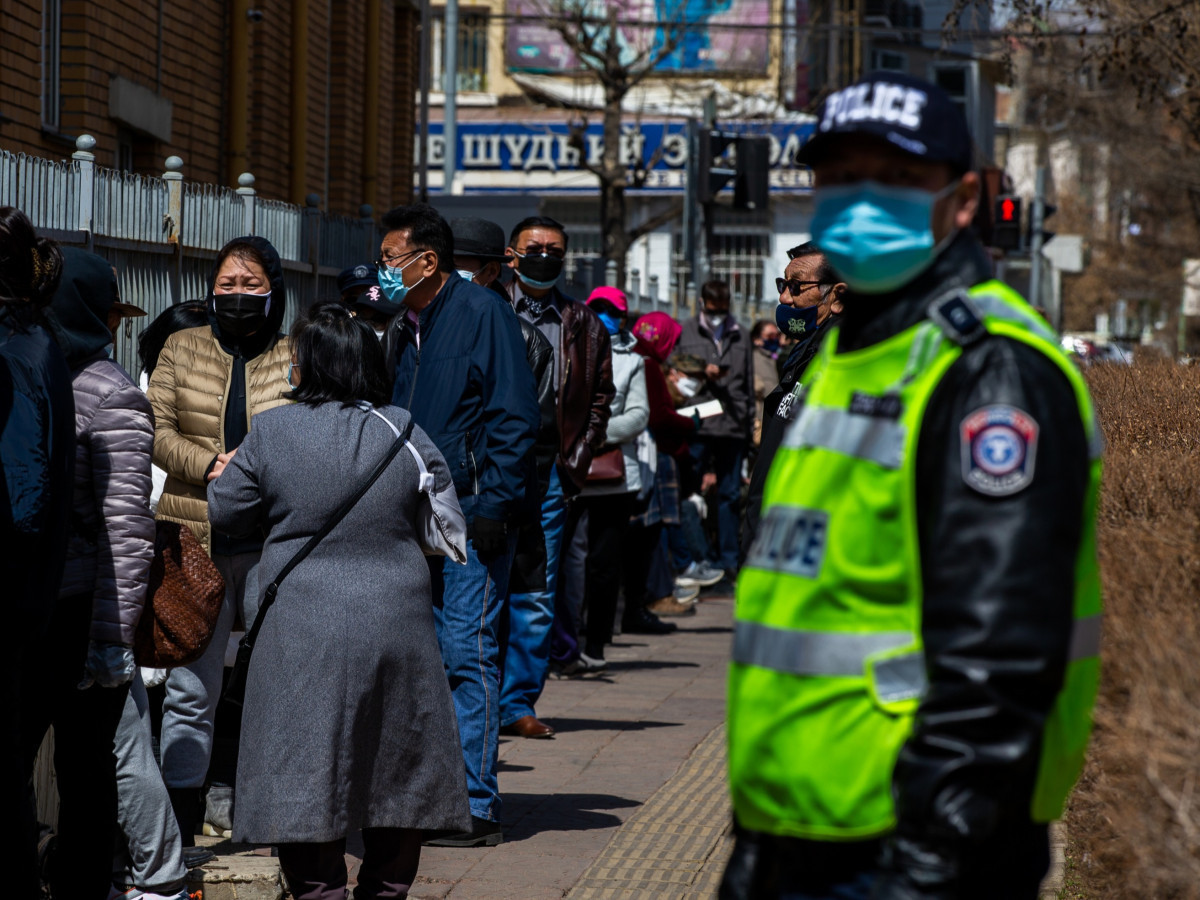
left=134, top=521, right=225, bottom=667
left=586, top=445, right=626, bottom=484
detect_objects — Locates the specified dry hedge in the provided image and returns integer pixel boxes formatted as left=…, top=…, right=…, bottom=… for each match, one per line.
left=1069, top=359, right=1200, bottom=897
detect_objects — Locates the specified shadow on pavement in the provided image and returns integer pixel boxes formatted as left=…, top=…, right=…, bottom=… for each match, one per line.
left=675, top=625, right=733, bottom=634
left=546, top=717, right=684, bottom=734
left=497, top=759, right=535, bottom=772
left=503, top=792, right=642, bottom=840
left=603, top=659, right=701, bottom=672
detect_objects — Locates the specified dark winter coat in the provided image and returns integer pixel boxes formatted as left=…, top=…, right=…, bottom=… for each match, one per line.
left=387, top=273, right=539, bottom=525
left=675, top=313, right=755, bottom=441
left=207, top=401, right=472, bottom=843
left=0, top=307, right=75, bottom=630
left=44, top=248, right=154, bottom=644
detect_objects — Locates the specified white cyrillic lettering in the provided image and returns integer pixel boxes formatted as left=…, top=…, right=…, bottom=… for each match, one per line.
left=502, top=134, right=529, bottom=167
left=620, top=130, right=645, bottom=166
left=428, top=135, right=445, bottom=166
left=524, top=135, right=557, bottom=171
left=661, top=133, right=687, bottom=167
left=555, top=135, right=581, bottom=167
left=586, top=134, right=604, bottom=165
left=462, top=134, right=501, bottom=167
left=778, top=133, right=803, bottom=168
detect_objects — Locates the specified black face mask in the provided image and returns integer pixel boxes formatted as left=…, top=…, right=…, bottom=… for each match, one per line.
left=515, top=252, right=565, bottom=288
left=213, top=292, right=270, bottom=338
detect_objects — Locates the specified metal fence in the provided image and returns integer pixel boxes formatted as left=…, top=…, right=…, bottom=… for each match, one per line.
left=0, top=135, right=383, bottom=376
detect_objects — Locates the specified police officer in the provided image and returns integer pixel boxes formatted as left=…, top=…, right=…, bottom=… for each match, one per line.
left=723, top=71, right=1102, bottom=899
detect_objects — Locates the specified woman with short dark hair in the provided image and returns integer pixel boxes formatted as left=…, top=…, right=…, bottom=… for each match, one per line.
left=207, top=300, right=470, bottom=900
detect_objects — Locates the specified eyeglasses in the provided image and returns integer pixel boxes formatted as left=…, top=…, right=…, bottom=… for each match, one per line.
left=375, top=248, right=423, bottom=269
left=775, top=278, right=823, bottom=297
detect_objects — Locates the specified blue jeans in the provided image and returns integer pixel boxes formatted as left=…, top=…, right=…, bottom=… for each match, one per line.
left=500, top=467, right=566, bottom=726
left=690, top=437, right=745, bottom=572
left=430, top=532, right=516, bottom=823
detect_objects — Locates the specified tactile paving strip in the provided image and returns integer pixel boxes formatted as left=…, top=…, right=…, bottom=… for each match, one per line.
left=567, top=724, right=731, bottom=899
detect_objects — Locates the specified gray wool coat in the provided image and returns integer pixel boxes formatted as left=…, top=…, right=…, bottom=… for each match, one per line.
left=206, top=401, right=471, bottom=844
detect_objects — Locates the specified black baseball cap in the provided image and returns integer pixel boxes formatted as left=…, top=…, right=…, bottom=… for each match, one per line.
left=798, top=71, right=974, bottom=174
left=351, top=284, right=403, bottom=318
left=449, top=217, right=512, bottom=261
left=337, top=263, right=378, bottom=296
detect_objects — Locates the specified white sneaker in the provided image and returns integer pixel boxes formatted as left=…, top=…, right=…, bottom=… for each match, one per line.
left=674, top=584, right=701, bottom=604
left=675, top=561, right=724, bottom=589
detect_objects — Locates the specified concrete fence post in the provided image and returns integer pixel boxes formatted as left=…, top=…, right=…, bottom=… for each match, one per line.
left=72, top=134, right=96, bottom=246
left=163, top=155, right=184, bottom=304
left=236, top=172, right=257, bottom=236
left=605, top=259, right=618, bottom=287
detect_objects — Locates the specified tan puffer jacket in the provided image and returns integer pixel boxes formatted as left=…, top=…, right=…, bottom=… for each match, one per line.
left=148, top=325, right=291, bottom=552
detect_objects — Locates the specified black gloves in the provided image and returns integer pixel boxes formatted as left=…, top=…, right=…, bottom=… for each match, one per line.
left=470, top=515, right=509, bottom=558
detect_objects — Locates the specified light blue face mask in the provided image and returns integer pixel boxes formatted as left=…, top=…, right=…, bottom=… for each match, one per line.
left=377, top=254, right=424, bottom=306
left=811, top=179, right=960, bottom=294
left=456, top=268, right=479, bottom=283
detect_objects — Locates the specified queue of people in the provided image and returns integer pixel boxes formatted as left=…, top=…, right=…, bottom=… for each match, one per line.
left=5, top=70, right=1101, bottom=900
left=5, top=197, right=768, bottom=900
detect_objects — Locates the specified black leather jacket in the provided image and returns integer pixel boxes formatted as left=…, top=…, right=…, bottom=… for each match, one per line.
left=518, top=316, right=558, bottom=494
left=833, top=234, right=1089, bottom=898
left=742, top=312, right=842, bottom=553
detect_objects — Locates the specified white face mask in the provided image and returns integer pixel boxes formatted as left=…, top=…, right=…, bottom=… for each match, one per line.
left=676, top=375, right=701, bottom=398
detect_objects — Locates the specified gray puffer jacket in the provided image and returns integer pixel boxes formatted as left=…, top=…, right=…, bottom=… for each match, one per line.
left=46, top=248, right=156, bottom=647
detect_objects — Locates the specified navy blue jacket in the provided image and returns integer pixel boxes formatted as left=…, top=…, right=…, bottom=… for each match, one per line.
left=1, top=312, right=75, bottom=621
left=390, top=273, right=539, bottom=525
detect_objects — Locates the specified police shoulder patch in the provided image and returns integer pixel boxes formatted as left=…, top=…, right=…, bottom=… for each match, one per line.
left=959, top=404, right=1039, bottom=497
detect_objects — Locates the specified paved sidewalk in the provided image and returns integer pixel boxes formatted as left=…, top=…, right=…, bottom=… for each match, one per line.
left=191, top=592, right=736, bottom=899
left=407, top=593, right=735, bottom=898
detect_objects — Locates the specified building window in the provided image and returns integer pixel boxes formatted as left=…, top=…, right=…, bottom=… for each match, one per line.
left=432, top=7, right=489, bottom=93
left=870, top=49, right=907, bottom=72
left=42, top=0, right=62, bottom=129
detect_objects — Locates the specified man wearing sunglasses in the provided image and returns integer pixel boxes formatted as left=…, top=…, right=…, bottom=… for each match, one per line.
left=743, top=243, right=846, bottom=548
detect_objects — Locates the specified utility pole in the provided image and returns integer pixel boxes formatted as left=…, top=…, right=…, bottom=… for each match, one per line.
left=443, top=0, right=458, bottom=195
left=417, top=0, right=431, bottom=202
left=1029, top=165, right=1047, bottom=311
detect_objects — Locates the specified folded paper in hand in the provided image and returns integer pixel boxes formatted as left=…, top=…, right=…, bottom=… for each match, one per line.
left=678, top=399, right=724, bottom=419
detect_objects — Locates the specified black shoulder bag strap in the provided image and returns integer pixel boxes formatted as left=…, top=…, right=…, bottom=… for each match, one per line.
left=222, top=415, right=415, bottom=708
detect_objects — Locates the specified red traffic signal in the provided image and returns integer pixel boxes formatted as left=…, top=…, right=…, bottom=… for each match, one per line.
left=993, top=194, right=1022, bottom=251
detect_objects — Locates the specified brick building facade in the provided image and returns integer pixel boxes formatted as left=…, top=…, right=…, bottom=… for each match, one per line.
left=0, top=0, right=417, bottom=216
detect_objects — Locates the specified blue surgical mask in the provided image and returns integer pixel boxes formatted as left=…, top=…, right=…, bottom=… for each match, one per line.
left=776, top=302, right=821, bottom=338
left=286, top=362, right=298, bottom=389
left=597, top=311, right=621, bottom=336
left=456, top=268, right=479, bottom=283
left=811, top=180, right=960, bottom=294
left=377, top=255, right=425, bottom=306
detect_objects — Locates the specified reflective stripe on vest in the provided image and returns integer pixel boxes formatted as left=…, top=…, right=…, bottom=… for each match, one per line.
left=784, top=405, right=907, bottom=469
left=732, top=612, right=1102, bottom=700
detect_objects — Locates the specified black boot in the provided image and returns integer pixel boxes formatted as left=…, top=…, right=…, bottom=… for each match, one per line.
left=622, top=606, right=677, bottom=635
left=167, top=786, right=199, bottom=848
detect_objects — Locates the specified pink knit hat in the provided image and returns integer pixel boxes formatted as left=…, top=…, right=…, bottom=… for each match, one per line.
left=586, top=285, right=628, bottom=313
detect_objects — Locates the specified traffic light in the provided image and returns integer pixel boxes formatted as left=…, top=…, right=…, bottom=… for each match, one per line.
left=1028, top=201, right=1057, bottom=248
left=697, top=130, right=736, bottom=203
left=733, top=136, right=770, bottom=211
left=993, top=194, right=1022, bottom=251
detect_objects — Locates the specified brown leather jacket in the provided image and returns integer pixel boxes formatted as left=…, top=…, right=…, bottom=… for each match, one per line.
left=557, top=295, right=615, bottom=494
